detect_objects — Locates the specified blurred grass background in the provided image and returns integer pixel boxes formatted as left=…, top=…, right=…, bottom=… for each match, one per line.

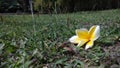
left=0, top=9, right=120, bottom=68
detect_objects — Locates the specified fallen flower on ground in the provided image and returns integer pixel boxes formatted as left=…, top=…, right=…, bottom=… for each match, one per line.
left=69, top=25, right=100, bottom=50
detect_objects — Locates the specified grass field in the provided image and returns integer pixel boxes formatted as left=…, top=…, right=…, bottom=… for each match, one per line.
left=0, top=9, right=120, bottom=68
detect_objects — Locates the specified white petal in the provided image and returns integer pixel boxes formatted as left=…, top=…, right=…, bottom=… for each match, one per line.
left=77, top=39, right=88, bottom=47
left=85, top=41, right=94, bottom=50
left=93, top=25, right=100, bottom=40
left=69, top=35, right=80, bottom=44
left=90, top=25, right=100, bottom=41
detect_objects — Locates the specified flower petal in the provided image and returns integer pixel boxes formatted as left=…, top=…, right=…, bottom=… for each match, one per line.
left=77, top=39, right=88, bottom=47
left=89, top=26, right=96, bottom=35
left=69, top=35, right=81, bottom=44
left=89, top=25, right=100, bottom=41
left=76, top=29, right=89, bottom=39
left=85, top=40, right=94, bottom=50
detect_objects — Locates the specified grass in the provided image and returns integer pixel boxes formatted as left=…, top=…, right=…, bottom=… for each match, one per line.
left=0, top=9, right=120, bottom=68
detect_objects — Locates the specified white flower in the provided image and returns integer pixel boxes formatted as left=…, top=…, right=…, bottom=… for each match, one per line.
left=69, top=25, right=100, bottom=50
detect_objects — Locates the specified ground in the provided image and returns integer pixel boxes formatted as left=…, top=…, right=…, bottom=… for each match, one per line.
left=0, top=9, right=120, bottom=68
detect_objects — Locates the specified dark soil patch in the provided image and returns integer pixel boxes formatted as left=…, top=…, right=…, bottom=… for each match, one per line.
left=101, top=41, right=120, bottom=68
left=59, top=40, right=120, bottom=68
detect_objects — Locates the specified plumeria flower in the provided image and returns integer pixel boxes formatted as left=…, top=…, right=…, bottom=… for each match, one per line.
left=69, top=25, right=100, bottom=50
